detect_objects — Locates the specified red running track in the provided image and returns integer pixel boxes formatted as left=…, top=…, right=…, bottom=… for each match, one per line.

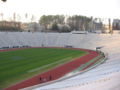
left=2, top=48, right=99, bottom=90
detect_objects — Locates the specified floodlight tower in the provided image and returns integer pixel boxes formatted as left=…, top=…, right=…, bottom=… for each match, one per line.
left=109, top=18, right=113, bottom=34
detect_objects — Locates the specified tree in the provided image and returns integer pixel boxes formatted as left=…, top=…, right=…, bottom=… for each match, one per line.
left=52, top=23, right=58, bottom=31
left=39, top=15, right=65, bottom=31
left=39, top=15, right=101, bottom=32
left=39, top=15, right=53, bottom=30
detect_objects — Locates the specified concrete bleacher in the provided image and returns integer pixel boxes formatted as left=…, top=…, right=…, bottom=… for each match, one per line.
left=0, top=32, right=103, bottom=49
left=0, top=32, right=120, bottom=90
left=33, top=33, right=120, bottom=90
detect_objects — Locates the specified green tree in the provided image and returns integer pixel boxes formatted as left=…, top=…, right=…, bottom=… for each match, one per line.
left=52, top=23, right=58, bottom=31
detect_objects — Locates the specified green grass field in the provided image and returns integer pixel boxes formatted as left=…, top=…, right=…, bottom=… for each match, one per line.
left=0, top=48, right=87, bottom=89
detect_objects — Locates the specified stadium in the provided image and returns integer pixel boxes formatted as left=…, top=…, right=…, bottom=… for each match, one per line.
left=0, top=32, right=120, bottom=90
left=0, top=0, right=120, bottom=90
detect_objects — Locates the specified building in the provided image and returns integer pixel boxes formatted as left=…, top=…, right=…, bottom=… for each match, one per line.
left=112, top=19, right=120, bottom=30
left=0, top=21, right=21, bottom=31
left=21, top=22, right=44, bottom=32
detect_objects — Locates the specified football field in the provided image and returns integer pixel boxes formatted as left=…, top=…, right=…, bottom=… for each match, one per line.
left=0, top=48, right=87, bottom=89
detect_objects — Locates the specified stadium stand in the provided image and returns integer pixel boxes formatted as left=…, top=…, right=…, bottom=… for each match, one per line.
left=0, top=32, right=120, bottom=90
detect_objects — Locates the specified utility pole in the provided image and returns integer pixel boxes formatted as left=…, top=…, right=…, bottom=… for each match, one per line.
left=13, top=13, right=16, bottom=28
left=13, top=13, right=16, bottom=22
left=109, top=18, right=113, bottom=34
left=25, top=13, right=28, bottom=22
left=0, top=13, right=3, bottom=21
left=31, top=15, right=35, bottom=22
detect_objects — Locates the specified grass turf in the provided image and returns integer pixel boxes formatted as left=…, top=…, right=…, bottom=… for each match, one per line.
left=0, top=48, right=87, bottom=89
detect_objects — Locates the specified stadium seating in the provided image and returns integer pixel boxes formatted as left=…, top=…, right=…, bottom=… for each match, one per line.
left=0, top=32, right=120, bottom=90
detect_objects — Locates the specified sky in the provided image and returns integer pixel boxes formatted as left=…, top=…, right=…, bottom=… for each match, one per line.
left=0, top=0, right=120, bottom=22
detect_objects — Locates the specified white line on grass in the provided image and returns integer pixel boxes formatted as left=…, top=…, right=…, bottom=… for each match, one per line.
left=27, top=57, right=72, bottom=73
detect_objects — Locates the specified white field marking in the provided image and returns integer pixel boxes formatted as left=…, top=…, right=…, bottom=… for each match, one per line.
left=27, top=57, right=73, bottom=73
